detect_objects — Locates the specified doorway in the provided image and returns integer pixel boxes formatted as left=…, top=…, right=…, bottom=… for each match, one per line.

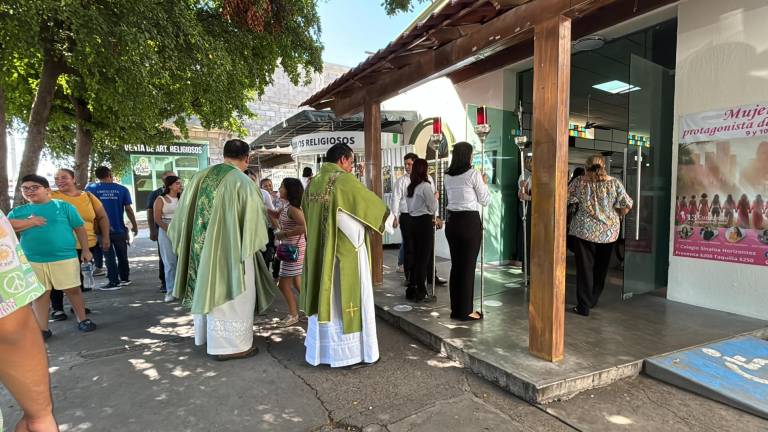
left=517, top=18, right=677, bottom=304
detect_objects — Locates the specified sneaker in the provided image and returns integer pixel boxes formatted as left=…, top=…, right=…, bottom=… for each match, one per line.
left=77, top=319, right=97, bottom=332
left=51, top=310, right=68, bottom=321
left=118, top=280, right=132, bottom=286
left=396, top=265, right=404, bottom=273
left=99, top=282, right=122, bottom=291
left=42, top=329, right=53, bottom=340
left=277, top=315, right=299, bottom=328
left=164, top=293, right=176, bottom=303
left=92, top=267, right=107, bottom=277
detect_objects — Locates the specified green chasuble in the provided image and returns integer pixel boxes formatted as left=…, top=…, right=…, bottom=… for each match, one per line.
left=168, top=163, right=276, bottom=315
left=300, top=162, right=390, bottom=334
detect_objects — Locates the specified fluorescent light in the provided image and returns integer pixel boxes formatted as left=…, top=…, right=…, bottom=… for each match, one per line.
left=592, top=80, right=641, bottom=94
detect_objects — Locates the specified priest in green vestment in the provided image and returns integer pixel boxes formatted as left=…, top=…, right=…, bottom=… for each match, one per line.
left=168, top=139, right=276, bottom=361
left=301, top=143, right=394, bottom=368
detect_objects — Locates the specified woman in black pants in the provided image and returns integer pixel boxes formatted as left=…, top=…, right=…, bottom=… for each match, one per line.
left=405, top=159, right=438, bottom=302
left=568, top=155, right=633, bottom=316
left=443, top=142, right=490, bottom=321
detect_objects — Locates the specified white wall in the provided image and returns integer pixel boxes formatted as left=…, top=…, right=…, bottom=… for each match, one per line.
left=382, top=70, right=510, bottom=259
left=668, top=0, right=768, bottom=320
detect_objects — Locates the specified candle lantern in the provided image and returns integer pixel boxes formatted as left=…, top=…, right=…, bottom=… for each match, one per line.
left=426, top=117, right=443, bottom=302
left=473, top=106, right=491, bottom=315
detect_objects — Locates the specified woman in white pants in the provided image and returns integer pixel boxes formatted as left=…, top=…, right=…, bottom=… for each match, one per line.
left=154, top=176, right=182, bottom=302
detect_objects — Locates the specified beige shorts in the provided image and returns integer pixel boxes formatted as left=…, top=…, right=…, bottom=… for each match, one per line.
left=30, top=258, right=81, bottom=291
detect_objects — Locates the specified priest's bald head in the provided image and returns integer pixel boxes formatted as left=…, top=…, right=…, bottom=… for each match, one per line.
left=326, top=143, right=354, bottom=173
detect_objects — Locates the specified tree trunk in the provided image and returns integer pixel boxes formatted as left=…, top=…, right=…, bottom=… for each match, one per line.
left=13, top=53, right=64, bottom=207
left=71, top=96, right=93, bottom=188
left=0, top=83, right=10, bottom=213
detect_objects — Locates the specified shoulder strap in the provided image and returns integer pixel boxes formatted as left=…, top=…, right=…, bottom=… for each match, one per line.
left=85, top=191, right=100, bottom=210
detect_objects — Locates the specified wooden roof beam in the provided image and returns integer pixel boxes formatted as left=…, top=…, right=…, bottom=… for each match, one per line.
left=327, top=0, right=593, bottom=116
left=489, top=0, right=532, bottom=9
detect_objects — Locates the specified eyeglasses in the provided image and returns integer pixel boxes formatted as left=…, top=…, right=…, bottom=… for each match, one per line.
left=21, top=185, right=43, bottom=192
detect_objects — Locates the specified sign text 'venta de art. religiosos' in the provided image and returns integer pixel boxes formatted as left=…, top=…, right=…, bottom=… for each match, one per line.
left=124, top=144, right=205, bottom=154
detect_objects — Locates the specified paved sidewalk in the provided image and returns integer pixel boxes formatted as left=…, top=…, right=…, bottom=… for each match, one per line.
left=2, top=235, right=767, bottom=431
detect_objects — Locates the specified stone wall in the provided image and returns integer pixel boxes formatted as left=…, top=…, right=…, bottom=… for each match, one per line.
left=243, top=63, right=350, bottom=139
left=186, top=62, right=349, bottom=161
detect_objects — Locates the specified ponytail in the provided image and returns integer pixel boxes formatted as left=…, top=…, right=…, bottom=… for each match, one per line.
left=584, top=155, right=608, bottom=182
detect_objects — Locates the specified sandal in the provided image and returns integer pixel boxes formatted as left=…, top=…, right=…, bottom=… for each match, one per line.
left=210, top=345, right=259, bottom=362
left=277, top=315, right=299, bottom=328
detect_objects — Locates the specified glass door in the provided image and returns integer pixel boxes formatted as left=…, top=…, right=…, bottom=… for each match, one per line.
left=622, top=54, right=675, bottom=298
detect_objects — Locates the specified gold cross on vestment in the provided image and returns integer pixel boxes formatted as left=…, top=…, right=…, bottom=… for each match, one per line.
left=346, top=302, right=359, bottom=319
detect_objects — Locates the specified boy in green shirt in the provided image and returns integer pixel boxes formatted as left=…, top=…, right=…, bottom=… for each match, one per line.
left=8, top=174, right=97, bottom=338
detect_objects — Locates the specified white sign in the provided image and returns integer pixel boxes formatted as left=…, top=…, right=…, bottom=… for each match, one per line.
left=291, top=132, right=365, bottom=156
left=680, top=102, right=768, bottom=143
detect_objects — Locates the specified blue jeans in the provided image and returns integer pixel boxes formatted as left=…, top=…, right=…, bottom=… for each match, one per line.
left=157, top=228, right=178, bottom=294
left=98, top=232, right=130, bottom=284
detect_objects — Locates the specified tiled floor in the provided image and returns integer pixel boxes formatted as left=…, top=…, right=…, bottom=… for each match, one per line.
left=376, top=250, right=768, bottom=402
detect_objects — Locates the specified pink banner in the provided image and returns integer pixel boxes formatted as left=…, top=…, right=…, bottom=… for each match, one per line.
left=673, top=126, right=768, bottom=266
left=674, top=226, right=768, bottom=266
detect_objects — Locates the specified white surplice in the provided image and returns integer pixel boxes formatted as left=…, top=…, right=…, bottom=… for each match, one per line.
left=304, top=211, right=393, bottom=367
left=193, top=258, right=256, bottom=355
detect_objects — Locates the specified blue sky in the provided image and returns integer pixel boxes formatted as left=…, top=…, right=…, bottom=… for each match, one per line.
left=318, top=0, right=425, bottom=67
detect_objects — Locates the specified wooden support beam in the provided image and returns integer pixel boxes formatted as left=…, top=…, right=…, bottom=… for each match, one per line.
left=364, top=101, right=384, bottom=285
left=528, top=14, right=571, bottom=362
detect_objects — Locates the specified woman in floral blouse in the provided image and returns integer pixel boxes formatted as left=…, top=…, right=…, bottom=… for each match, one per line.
left=567, top=155, right=633, bottom=316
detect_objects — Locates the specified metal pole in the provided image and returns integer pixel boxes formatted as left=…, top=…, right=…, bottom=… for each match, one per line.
left=479, top=135, right=486, bottom=315
left=430, top=134, right=440, bottom=302
left=474, top=120, right=491, bottom=315
left=520, top=148, right=529, bottom=287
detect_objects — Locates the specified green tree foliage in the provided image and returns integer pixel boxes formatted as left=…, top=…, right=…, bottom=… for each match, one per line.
left=381, top=0, right=426, bottom=16
left=1, top=0, right=323, bottom=205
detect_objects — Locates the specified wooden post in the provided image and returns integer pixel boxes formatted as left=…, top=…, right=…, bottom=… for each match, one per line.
left=529, top=15, right=571, bottom=362
left=364, top=100, right=384, bottom=285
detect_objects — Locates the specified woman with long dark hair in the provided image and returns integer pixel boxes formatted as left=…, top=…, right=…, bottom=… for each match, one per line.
left=153, top=175, right=182, bottom=302
left=275, top=178, right=306, bottom=327
left=405, top=159, right=438, bottom=302
left=444, top=142, right=489, bottom=320
left=568, top=155, right=632, bottom=316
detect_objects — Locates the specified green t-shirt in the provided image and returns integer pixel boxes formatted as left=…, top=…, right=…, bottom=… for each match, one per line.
left=0, top=211, right=45, bottom=318
left=8, top=200, right=85, bottom=263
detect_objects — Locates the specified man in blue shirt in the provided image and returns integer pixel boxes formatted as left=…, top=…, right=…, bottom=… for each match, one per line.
left=86, top=166, right=139, bottom=289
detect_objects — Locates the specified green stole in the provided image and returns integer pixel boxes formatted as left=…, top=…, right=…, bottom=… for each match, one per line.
left=300, top=163, right=390, bottom=334
left=184, top=163, right=237, bottom=305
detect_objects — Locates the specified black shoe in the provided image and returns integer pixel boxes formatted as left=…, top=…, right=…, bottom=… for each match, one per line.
left=77, top=319, right=97, bottom=332
left=51, top=310, right=68, bottom=321
left=42, top=329, right=53, bottom=340
left=81, top=287, right=93, bottom=292
left=158, top=286, right=167, bottom=293
left=69, top=307, right=91, bottom=315
left=571, top=306, right=590, bottom=317
left=344, top=359, right=379, bottom=370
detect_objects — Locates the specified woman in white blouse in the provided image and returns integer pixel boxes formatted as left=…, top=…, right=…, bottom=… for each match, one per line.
left=444, top=142, right=490, bottom=320
left=405, top=158, right=438, bottom=302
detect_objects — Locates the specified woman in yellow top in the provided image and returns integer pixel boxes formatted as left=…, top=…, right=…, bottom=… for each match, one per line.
left=50, top=168, right=111, bottom=321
